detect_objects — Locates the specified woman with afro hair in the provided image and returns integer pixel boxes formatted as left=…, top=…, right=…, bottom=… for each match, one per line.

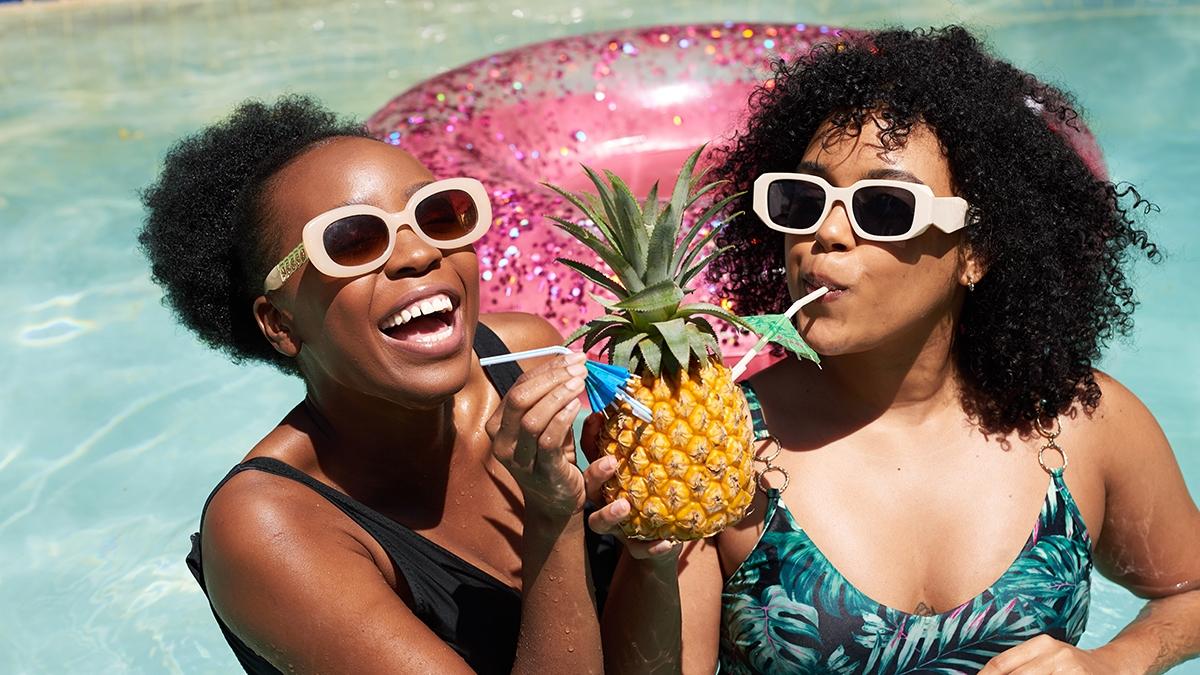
left=586, top=26, right=1200, bottom=674
left=140, top=95, right=604, bottom=674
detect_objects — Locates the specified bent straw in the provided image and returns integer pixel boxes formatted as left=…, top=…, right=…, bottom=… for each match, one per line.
left=479, top=346, right=654, bottom=422
left=728, top=286, right=829, bottom=380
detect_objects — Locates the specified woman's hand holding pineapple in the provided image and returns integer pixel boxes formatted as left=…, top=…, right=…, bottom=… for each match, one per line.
left=581, top=413, right=683, bottom=560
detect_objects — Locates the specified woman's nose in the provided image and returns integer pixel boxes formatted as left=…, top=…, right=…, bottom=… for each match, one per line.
left=813, top=199, right=856, bottom=252
left=382, top=225, right=442, bottom=278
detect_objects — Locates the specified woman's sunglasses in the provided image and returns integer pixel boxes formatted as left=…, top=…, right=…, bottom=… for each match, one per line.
left=753, top=173, right=968, bottom=242
left=264, top=177, right=491, bottom=292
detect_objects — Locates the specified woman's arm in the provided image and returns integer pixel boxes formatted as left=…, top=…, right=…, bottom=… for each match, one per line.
left=596, top=538, right=726, bottom=675
left=202, top=473, right=481, bottom=674
left=982, top=372, right=1200, bottom=674
left=485, top=312, right=605, bottom=673
left=1086, top=373, right=1200, bottom=673
left=583, top=441, right=726, bottom=675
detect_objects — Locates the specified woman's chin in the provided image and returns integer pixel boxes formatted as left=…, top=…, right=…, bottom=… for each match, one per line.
left=798, top=332, right=864, bottom=359
left=380, top=363, right=472, bottom=409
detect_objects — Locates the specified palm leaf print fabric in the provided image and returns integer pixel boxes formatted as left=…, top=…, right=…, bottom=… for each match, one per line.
left=719, top=384, right=1092, bottom=674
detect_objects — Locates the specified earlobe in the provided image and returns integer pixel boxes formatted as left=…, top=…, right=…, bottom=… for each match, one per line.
left=253, top=296, right=301, bottom=357
left=959, top=245, right=988, bottom=288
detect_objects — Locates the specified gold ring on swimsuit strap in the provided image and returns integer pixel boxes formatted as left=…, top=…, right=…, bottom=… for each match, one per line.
left=755, top=435, right=790, bottom=492
left=756, top=435, right=783, bottom=465
left=1035, top=416, right=1068, bottom=475
left=1038, top=442, right=1068, bottom=475
left=757, top=464, right=791, bottom=493
left=1034, top=415, right=1061, bottom=440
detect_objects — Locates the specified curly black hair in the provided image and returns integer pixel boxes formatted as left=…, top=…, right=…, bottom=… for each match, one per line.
left=139, top=94, right=373, bottom=376
left=708, top=26, right=1159, bottom=434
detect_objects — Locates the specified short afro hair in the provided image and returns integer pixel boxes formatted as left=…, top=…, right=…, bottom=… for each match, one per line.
left=139, top=94, right=373, bottom=376
left=708, top=26, right=1159, bottom=434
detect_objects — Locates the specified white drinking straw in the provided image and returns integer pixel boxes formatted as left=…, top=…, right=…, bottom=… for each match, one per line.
left=478, top=345, right=572, bottom=366
left=478, top=344, right=654, bottom=422
left=728, top=286, right=829, bottom=380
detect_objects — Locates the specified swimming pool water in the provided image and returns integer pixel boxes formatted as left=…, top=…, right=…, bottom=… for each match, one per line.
left=1, top=0, right=1197, bottom=672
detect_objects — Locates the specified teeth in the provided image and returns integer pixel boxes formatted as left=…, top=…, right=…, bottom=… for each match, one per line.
left=382, top=293, right=454, bottom=330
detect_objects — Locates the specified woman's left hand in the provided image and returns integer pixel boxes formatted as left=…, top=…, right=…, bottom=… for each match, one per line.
left=979, top=635, right=1121, bottom=674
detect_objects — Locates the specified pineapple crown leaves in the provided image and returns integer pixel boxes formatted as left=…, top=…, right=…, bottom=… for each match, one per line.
left=547, top=145, right=756, bottom=376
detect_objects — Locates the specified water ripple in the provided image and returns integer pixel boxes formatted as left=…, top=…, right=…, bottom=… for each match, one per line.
left=16, top=316, right=95, bottom=347
left=0, top=377, right=209, bottom=532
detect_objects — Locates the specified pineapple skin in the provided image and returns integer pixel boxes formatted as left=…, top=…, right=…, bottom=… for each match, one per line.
left=599, top=361, right=756, bottom=541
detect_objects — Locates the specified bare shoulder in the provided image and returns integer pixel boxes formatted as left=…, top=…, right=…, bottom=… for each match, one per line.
left=1073, top=374, right=1200, bottom=598
left=1062, top=369, right=1171, bottom=472
left=479, top=312, right=563, bottom=353
left=200, top=468, right=364, bottom=579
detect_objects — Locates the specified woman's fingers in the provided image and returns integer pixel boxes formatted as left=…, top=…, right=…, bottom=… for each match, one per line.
left=587, top=497, right=681, bottom=559
left=641, top=540, right=682, bottom=558
left=585, top=482, right=681, bottom=557
left=492, top=353, right=585, bottom=461
left=583, top=455, right=617, bottom=503
left=534, top=398, right=582, bottom=469
left=588, top=496, right=629, bottom=534
left=513, top=376, right=584, bottom=467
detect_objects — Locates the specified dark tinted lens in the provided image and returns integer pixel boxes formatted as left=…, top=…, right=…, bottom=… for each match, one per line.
left=323, top=214, right=389, bottom=267
left=768, top=180, right=826, bottom=231
left=852, top=186, right=917, bottom=237
left=414, top=189, right=477, bottom=241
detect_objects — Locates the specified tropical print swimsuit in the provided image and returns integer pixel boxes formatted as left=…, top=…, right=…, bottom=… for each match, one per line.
left=719, top=383, right=1093, bottom=674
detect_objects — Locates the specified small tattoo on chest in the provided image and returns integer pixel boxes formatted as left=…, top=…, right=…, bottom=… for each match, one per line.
left=913, top=602, right=936, bottom=616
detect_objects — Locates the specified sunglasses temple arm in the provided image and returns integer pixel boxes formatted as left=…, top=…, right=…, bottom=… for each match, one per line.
left=932, top=197, right=970, bottom=233
left=478, top=345, right=573, bottom=367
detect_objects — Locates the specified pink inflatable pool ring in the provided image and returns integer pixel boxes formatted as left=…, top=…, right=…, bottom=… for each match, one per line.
left=367, top=22, right=1107, bottom=356
left=368, top=22, right=846, bottom=352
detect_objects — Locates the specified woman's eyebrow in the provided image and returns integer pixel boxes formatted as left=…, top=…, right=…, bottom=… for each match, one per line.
left=331, top=180, right=434, bottom=210
left=402, top=180, right=433, bottom=199
left=864, top=167, right=926, bottom=184
left=794, top=160, right=827, bottom=176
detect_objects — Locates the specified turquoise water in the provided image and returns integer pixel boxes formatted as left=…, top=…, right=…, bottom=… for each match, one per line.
left=1, top=0, right=1197, bottom=672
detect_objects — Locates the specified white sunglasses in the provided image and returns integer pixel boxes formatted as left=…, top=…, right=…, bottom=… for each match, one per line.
left=753, top=172, right=968, bottom=242
left=264, top=177, right=491, bottom=292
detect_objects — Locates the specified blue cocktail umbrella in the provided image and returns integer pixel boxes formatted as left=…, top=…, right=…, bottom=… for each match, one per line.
left=479, top=346, right=653, bottom=422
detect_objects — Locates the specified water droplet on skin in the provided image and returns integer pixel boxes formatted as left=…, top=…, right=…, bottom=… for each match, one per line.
left=564, top=628, right=572, bottom=634
left=567, top=645, right=575, bottom=653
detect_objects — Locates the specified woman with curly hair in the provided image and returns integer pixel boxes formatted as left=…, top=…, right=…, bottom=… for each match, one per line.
left=140, top=95, right=602, bottom=674
left=586, top=26, right=1200, bottom=673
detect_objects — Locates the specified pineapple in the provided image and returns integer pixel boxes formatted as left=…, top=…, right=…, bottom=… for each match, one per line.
left=545, top=147, right=756, bottom=541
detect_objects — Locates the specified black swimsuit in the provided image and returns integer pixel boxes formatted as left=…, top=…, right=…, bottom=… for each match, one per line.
left=186, top=324, right=526, bottom=675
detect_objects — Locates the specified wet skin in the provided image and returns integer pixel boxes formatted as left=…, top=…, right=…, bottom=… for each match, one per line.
left=200, top=137, right=601, bottom=674
left=587, top=119, right=1200, bottom=674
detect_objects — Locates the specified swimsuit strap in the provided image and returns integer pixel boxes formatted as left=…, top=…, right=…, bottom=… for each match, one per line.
left=473, top=322, right=521, bottom=399
left=739, top=380, right=771, bottom=441
left=740, top=380, right=790, bottom=493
